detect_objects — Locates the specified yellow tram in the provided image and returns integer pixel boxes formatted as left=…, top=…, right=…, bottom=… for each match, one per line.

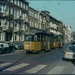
left=24, top=28, right=63, bottom=53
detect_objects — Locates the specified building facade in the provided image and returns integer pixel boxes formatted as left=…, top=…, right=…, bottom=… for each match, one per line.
left=38, top=11, right=50, bottom=32
left=0, top=0, right=29, bottom=42
left=28, top=7, right=38, bottom=28
left=0, top=0, right=70, bottom=43
left=63, top=25, right=71, bottom=43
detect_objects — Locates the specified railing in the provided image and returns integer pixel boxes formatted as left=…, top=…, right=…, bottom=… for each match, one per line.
left=3, top=25, right=9, bottom=30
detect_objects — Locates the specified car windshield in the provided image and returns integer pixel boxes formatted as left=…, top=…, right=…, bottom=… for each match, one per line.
left=69, top=45, right=75, bottom=50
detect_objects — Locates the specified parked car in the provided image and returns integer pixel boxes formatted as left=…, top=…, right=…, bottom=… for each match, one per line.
left=71, top=40, right=75, bottom=44
left=64, top=45, right=75, bottom=60
left=4, top=41, right=15, bottom=52
left=0, top=41, right=9, bottom=54
left=13, top=42, right=24, bottom=50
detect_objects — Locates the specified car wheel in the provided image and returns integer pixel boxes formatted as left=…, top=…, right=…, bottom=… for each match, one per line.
left=26, top=51, right=30, bottom=53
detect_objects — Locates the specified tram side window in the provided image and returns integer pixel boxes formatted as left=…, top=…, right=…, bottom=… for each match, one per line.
left=54, top=37, right=57, bottom=42
left=42, top=35, right=44, bottom=41
left=41, top=35, right=43, bottom=41
left=34, top=35, right=37, bottom=41
left=44, top=35, right=46, bottom=41
left=47, top=36, right=49, bottom=41
left=34, top=35, right=40, bottom=41
left=25, top=35, right=33, bottom=41
left=46, top=36, right=48, bottom=41
left=37, top=35, right=40, bottom=41
left=39, top=35, right=41, bottom=41
left=51, top=36, right=54, bottom=42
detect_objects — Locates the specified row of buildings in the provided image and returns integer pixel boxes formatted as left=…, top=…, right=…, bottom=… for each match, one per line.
left=0, top=0, right=72, bottom=43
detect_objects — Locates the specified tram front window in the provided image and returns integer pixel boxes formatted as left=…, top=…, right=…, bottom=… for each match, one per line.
left=25, top=35, right=33, bottom=41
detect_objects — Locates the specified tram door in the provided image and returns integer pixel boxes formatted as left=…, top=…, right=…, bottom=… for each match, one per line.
left=50, top=36, right=55, bottom=49
left=47, top=36, right=50, bottom=50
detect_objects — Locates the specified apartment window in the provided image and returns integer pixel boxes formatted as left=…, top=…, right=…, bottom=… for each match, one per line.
left=6, top=6, right=9, bottom=12
left=17, top=0, right=19, bottom=6
left=26, top=5, right=28, bottom=10
left=21, top=35, right=23, bottom=41
left=22, top=12, right=24, bottom=18
left=10, top=20, right=13, bottom=27
left=24, top=4, right=26, bottom=9
left=24, top=24, right=26, bottom=29
left=34, top=21, right=36, bottom=27
left=32, top=12, right=33, bottom=17
left=22, top=3, right=25, bottom=9
left=29, top=11, right=31, bottom=16
left=32, top=12, right=34, bottom=17
left=14, top=21, right=17, bottom=27
left=19, top=1, right=21, bottom=7
left=35, top=22, right=37, bottom=27
left=5, top=19, right=8, bottom=25
left=0, top=4, right=3, bottom=12
left=21, top=12, right=23, bottom=18
left=14, top=9, right=18, bottom=16
left=0, top=32, right=1, bottom=41
left=9, top=0, right=13, bottom=3
left=21, top=1, right=22, bottom=8
left=10, top=8, right=13, bottom=14
left=14, top=0, right=17, bottom=5
left=15, top=33, right=17, bottom=40
left=0, top=21, right=1, bottom=26
left=20, top=23, right=23, bottom=28
left=35, top=14, right=37, bottom=18
left=22, top=2, right=24, bottom=8
left=28, top=11, right=30, bottom=16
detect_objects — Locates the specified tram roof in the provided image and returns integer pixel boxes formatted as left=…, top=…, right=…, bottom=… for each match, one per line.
left=25, top=29, right=54, bottom=36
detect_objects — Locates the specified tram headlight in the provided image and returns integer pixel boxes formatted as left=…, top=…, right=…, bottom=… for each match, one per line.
left=26, top=45, right=28, bottom=47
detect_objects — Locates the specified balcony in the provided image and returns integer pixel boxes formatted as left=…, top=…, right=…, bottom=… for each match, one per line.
left=9, top=27, right=14, bottom=31
left=10, top=13, right=14, bottom=19
left=24, top=18, right=28, bottom=23
left=14, top=15, right=19, bottom=20
left=3, top=12, right=9, bottom=17
left=19, top=27, right=25, bottom=34
left=0, top=26, right=3, bottom=31
left=3, top=25, right=9, bottom=31
left=0, top=11, right=3, bottom=17
left=19, top=16, right=24, bottom=21
left=14, top=27, right=19, bottom=32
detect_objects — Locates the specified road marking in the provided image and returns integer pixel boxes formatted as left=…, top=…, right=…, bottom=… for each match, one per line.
left=3, top=63, right=29, bottom=71
left=72, top=69, right=75, bottom=74
left=0, top=63, right=12, bottom=68
left=25, top=64, right=47, bottom=74
left=47, top=66, right=65, bottom=74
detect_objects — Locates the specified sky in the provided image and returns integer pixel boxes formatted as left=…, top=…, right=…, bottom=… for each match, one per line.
left=27, top=0, right=75, bottom=32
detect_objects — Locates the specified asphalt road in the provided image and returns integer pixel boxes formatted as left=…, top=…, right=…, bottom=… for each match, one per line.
left=0, top=44, right=75, bottom=74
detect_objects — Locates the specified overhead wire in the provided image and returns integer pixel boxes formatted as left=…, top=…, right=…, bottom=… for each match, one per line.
left=47, top=0, right=71, bottom=26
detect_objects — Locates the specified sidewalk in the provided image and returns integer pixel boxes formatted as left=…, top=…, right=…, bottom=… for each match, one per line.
left=14, top=50, right=23, bottom=53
